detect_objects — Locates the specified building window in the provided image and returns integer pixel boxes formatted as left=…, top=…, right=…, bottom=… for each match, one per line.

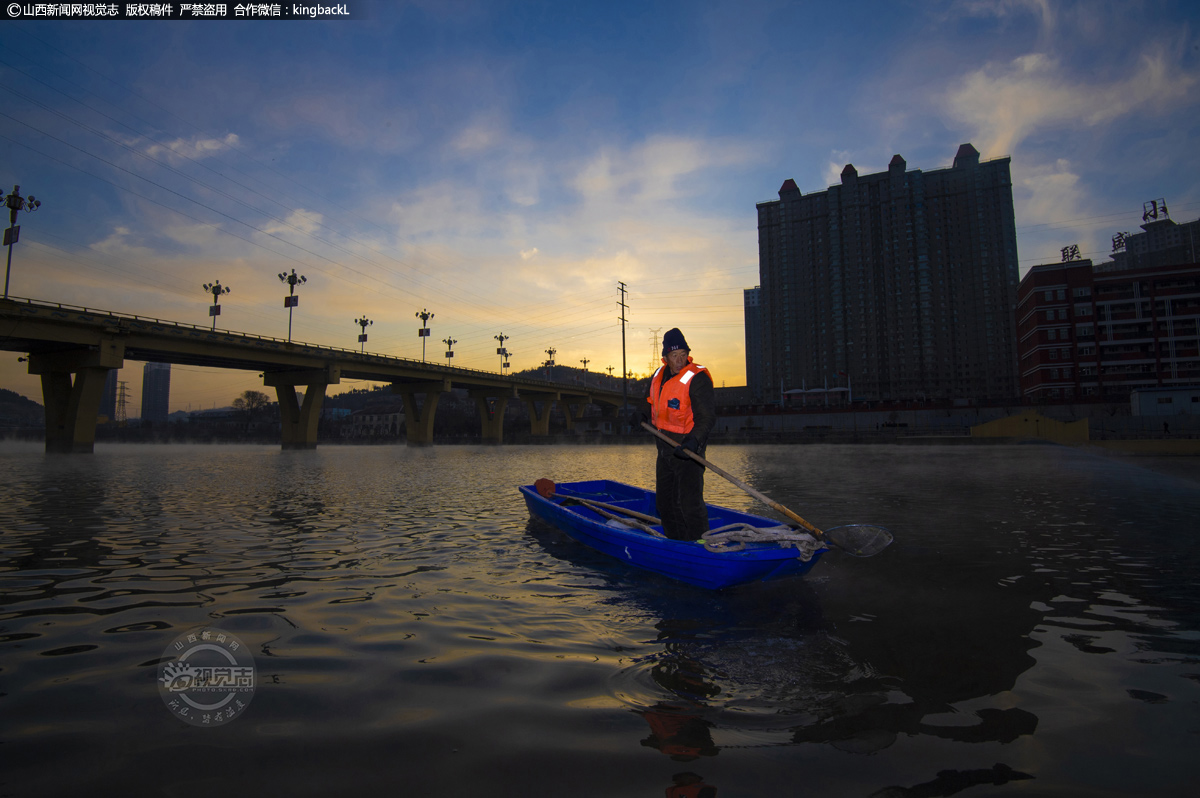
left=1057, top=289, right=1066, bottom=300
left=1048, top=329, right=1057, bottom=340
left=1075, top=304, right=1092, bottom=316
left=1045, top=290, right=1053, bottom=301
left=1073, top=287, right=1091, bottom=297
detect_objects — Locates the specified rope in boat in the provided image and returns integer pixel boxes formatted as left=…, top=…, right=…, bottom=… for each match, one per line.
left=590, top=508, right=821, bottom=558
left=701, top=524, right=822, bottom=560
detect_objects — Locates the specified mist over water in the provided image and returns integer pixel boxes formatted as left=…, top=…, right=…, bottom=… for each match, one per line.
left=2, top=442, right=1198, bottom=797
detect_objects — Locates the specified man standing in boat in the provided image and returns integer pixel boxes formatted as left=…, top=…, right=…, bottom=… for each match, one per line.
left=644, top=328, right=716, bottom=541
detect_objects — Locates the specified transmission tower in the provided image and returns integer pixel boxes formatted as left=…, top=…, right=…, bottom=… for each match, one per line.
left=648, top=327, right=661, bottom=374
left=115, top=381, right=129, bottom=427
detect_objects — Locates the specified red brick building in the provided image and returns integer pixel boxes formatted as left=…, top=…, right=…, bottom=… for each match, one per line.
left=1017, top=259, right=1200, bottom=400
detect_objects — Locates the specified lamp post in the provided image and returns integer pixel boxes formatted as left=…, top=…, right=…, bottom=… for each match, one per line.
left=494, top=333, right=510, bottom=373
left=544, top=347, right=556, bottom=381
left=4, top=185, right=42, bottom=300
left=278, top=269, right=306, bottom=342
left=355, top=315, right=372, bottom=352
left=442, top=336, right=457, bottom=365
left=415, top=308, right=434, bottom=361
left=202, top=281, right=230, bottom=331
left=579, top=357, right=589, bottom=387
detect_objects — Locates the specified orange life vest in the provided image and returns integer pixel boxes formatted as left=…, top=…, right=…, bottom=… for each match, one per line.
left=648, top=359, right=709, bottom=434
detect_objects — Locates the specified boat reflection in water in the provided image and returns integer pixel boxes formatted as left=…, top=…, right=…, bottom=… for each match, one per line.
left=591, top=548, right=1044, bottom=792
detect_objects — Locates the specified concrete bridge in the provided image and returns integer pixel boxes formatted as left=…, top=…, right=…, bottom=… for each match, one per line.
left=0, top=297, right=629, bottom=453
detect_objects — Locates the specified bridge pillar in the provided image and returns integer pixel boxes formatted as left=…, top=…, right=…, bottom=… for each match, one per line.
left=265, top=365, right=339, bottom=450
left=274, top=384, right=327, bottom=449
left=560, top=397, right=589, bottom=433
left=470, top=390, right=512, bottom=444
left=28, top=342, right=125, bottom=454
left=521, top=392, right=559, bottom=437
left=395, top=380, right=449, bottom=446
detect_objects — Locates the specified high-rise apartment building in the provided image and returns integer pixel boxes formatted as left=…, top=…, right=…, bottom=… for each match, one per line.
left=754, top=143, right=1020, bottom=402
left=99, top=369, right=118, bottom=423
left=141, top=362, right=171, bottom=424
left=743, top=287, right=764, bottom=400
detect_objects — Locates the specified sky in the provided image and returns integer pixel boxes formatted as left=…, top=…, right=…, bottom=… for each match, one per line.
left=2, top=0, right=1199, bottom=416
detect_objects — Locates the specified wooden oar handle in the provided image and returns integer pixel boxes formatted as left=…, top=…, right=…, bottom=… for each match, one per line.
left=640, top=422, right=825, bottom=538
left=553, top=493, right=661, bottom=525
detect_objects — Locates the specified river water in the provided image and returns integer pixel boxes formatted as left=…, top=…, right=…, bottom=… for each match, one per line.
left=1, top=442, right=1198, bottom=797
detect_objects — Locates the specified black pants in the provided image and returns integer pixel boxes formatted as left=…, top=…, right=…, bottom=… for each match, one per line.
left=655, top=448, right=708, bottom=541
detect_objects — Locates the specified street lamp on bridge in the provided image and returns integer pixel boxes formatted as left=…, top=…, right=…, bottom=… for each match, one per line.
left=355, top=315, right=372, bottom=352
left=443, top=336, right=457, bottom=365
left=544, top=346, right=556, bottom=381
left=202, top=281, right=230, bottom=331
left=278, top=269, right=306, bottom=342
left=494, top=332, right=510, bottom=373
left=579, top=357, right=589, bottom=387
left=415, top=308, right=434, bottom=361
left=4, top=185, right=42, bottom=300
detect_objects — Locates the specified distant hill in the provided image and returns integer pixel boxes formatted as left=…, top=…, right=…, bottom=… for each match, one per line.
left=0, top=388, right=44, bottom=428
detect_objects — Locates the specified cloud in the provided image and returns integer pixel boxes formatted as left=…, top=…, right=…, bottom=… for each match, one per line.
left=449, top=115, right=504, bottom=155
left=570, top=135, right=755, bottom=206
left=823, top=149, right=856, bottom=189
left=144, top=133, right=241, bottom=164
left=261, top=208, right=325, bottom=237
left=947, top=49, right=1198, bottom=157
left=519, top=247, right=538, bottom=260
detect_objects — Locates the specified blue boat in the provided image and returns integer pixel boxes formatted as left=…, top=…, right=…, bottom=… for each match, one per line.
left=519, top=479, right=828, bottom=590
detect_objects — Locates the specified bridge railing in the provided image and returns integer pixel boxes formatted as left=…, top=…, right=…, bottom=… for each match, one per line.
left=1, top=295, right=624, bottom=397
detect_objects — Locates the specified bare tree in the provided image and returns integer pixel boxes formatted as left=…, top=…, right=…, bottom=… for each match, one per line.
left=231, top=390, right=271, bottom=428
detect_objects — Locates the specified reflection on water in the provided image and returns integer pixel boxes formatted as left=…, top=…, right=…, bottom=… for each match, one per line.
left=1, top=442, right=1199, bottom=797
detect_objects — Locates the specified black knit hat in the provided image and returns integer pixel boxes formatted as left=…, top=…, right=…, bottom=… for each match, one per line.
left=662, top=328, right=689, bottom=355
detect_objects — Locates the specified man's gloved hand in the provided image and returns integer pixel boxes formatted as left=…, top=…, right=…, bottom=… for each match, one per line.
left=632, top=411, right=649, bottom=428
left=673, top=435, right=700, bottom=460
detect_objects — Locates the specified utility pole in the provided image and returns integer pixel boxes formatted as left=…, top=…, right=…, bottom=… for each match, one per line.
left=617, top=281, right=629, bottom=430
left=203, top=281, right=230, bottom=331
left=494, top=333, right=510, bottom=373
left=4, top=185, right=42, bottom=300
left=355, top=315, right=372, bottom=352
left=415, top=308, right=434, bottom=361
left=278, top=269, right=306, bottom=342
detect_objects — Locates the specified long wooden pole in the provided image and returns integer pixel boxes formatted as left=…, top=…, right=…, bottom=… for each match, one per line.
left=641, top=422, right=825, bottom=538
